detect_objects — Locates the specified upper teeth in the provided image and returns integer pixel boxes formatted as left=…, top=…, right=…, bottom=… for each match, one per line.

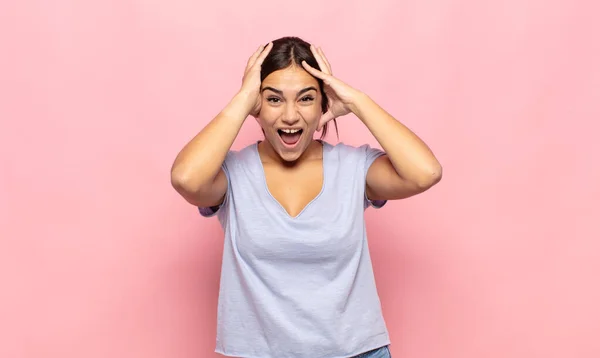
left=281, top=129, right=300, bottom=133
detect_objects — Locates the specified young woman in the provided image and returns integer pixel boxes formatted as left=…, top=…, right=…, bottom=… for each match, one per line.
left=171, top=36, right=442, bottom=358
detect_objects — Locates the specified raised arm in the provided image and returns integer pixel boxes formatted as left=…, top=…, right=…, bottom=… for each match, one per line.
left=301, top=45, right=442, bottom=201
left=170, top=43, right=273, bottom=207
left=353, top=94, right=442, bottom=200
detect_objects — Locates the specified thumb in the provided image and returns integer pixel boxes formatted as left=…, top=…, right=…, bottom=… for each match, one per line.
left=318, top=110, right=335, bottom=131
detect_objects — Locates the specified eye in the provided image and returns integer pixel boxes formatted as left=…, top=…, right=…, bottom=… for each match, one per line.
left=267, top=97, right=281, bottom=103
left=300, top=95, right=314, bottom=102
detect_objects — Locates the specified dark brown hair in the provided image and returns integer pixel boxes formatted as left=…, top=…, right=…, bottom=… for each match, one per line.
left=260, top=36, right=338, bottom=139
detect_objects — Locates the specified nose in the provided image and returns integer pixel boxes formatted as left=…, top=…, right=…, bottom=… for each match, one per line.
left=281, top=103, right=300, bottom=126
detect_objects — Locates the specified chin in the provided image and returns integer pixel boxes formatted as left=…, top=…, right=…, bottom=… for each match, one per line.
left=268, top=132, right=310, bottom=162
left=278, top=152, right=301, bottom=163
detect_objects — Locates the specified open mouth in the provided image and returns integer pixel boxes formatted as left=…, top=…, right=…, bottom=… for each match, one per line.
left=277, top=128, right=303, bottom=147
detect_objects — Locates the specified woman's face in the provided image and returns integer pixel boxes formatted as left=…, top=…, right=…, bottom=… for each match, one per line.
left=258, top=65, right=322, bottom=162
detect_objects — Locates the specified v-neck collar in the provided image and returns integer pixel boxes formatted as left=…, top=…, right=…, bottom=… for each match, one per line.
left=254, top=140, right=328, bottom=219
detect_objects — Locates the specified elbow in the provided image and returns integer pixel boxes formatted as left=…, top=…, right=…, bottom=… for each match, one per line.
left=416, top=164, right=443, bottom=189
left=171, top=171, right=191, bottom=196
left=171, top=166, right=200, bottom=194
left=171, top=166, right=214, bottom=200
left=170, top=165, right=187, bottom=189
left=171, top=170, right=206, bottom=206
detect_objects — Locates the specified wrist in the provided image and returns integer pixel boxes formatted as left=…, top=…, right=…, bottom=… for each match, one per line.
left=223, top=91, right=254, bottom=119
left=349, top=91, right=371, bottom=117
left=233, top=90, right=256, bottom=109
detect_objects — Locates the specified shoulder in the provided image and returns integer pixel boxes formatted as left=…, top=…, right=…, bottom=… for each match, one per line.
left=324, top=141, right=385, bottom=163
left=223, top=142, right=258, bottom=169
left=324, top=141, right=360, bottom=156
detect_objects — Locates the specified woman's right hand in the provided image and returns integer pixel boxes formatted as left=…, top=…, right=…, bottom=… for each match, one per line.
left=239, top=42, right=273, bottom=118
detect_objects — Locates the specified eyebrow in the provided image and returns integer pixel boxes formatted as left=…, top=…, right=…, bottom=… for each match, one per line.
left=260, top=86, right=318, bottom=97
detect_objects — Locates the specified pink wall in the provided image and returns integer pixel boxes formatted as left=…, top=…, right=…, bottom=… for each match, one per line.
left=1, top=1, right=599, bottom=357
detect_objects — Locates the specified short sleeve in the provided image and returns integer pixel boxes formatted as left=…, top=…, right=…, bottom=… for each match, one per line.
left=362, top=144, right=387, bottom=209
left=197, top=151, right=233, bottom=218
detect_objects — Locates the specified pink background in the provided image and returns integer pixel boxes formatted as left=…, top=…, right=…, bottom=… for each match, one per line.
left=1, top=0, right=599, bottom=357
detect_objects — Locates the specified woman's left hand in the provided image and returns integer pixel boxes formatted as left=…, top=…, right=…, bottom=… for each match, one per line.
left=302, top=45, right=364, bottom=131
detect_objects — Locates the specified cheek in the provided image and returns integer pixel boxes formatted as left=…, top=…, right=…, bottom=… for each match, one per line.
left=258, top=106, right=279, bottom=125
left=299, top=106, right=322, bottom=125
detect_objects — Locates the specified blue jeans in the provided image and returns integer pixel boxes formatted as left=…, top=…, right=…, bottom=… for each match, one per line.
left=352, top=345, right=391, bottom=358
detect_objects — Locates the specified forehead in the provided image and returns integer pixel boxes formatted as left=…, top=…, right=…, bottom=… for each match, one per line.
left=261, top=65, right=319, bottom=92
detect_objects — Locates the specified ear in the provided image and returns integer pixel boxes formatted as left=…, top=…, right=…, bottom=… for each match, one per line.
left=251, top=93, right=263, bottom=119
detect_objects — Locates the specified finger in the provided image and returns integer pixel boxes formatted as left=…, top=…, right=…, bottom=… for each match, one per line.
left=318, top=110, right=335, bottom=131
left=245, top=44, right=266, bottom=72
left=310, top=44, right=330, bottom=75
left=252, top=42, right=273, bottom=68
left=301, top=60, right=328, bottom=80
left=317, top=47, right=332, bottom=74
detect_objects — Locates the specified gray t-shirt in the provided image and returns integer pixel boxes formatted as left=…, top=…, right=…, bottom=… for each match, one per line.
left=199, top=141, right=390, bottom=358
